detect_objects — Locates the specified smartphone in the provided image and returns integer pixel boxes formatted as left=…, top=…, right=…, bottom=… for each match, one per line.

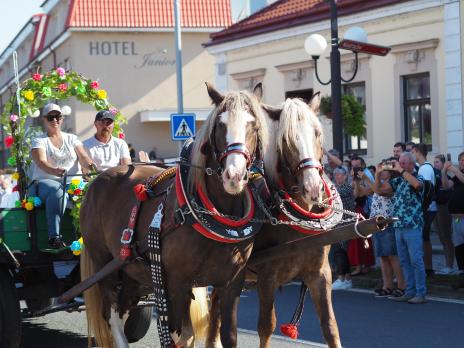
left=447, top=153, right=451, bottom=162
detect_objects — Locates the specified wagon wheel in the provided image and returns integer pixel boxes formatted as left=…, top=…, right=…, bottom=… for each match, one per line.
left=124, top=306, right=153, bottom=343
left=0, top=267, right=21, bottom=348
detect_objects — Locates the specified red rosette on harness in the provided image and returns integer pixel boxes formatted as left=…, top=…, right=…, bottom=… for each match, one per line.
left=280, top=323, right=299, bottom=340
left=133, top=184, right=149, bottom=201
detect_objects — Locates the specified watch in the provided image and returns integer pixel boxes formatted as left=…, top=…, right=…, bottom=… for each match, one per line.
left=400, top=169, right=406, bottom=176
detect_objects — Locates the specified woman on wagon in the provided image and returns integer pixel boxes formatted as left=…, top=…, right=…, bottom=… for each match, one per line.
left=29, top=103, right=94, bottom=249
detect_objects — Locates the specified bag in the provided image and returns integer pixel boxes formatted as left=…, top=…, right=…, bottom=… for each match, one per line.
left=421, top=179, right=434, bottom=212
left=424, top=163, right=451, bottom=205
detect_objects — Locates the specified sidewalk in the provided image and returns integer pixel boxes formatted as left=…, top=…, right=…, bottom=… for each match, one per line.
left=352, top=232, right=464, bottom=300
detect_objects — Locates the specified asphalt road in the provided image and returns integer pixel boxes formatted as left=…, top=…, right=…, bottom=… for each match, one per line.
left=20, top=285, right=464, bottom=347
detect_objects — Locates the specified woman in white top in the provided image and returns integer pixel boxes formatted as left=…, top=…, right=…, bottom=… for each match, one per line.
left=30, top=103, right=93, bottom=248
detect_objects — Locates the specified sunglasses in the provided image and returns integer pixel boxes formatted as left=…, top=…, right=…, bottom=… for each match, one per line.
left=46, top=115, right=63, bottom=122
left=97, top=119, right=114, bottom=126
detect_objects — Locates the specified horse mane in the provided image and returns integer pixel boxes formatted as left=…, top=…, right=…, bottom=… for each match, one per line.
left=265, top=98, right=324, bottom=184
left=189, top=90, right=268, bottom=194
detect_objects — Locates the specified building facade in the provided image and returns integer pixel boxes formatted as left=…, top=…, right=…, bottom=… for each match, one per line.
left=0, top=0, right=231, bottom=165
left=207, top=0, right=464, bottom=163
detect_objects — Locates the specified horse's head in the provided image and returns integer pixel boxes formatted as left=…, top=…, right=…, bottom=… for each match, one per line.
left=263, top=93, right=324, bottom=204
left=192, top=83, right=267, bottom=195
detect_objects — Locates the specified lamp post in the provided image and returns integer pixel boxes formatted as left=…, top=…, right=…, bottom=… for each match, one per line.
left=305, top=0, right=390, bottom=160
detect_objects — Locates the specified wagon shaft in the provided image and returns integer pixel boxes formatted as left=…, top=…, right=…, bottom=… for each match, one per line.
left=248, top=216, right=395, bottom=267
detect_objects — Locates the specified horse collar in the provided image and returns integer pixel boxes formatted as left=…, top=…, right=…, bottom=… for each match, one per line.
left=272, top=173, right=344, bottom=234
left=176, top=139, right=265, bottom=243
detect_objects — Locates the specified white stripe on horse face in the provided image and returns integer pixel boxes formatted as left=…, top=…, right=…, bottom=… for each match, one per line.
left=219, top=110, right=255, bottom=194
left=298, top=117, right=321, bottom=201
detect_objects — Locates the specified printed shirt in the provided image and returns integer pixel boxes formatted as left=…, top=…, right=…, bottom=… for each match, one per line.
left=389, top=173, right=424, bottom=230
left=369, top=193, right=393, bottom=218
left=335, top=183, right=355, bottom=219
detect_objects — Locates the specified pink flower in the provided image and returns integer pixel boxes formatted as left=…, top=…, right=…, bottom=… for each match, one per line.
left=32, top=73, right=42, bottom=81
left=90, top=81, right=99, bottom=89
left=56, top=67, right=66, bottom=76
left=5, top=135, right=14, bottom=148
left=10, top=114, right=18, bottom=122
left=58, top=83, right=68, bottom=92
left=118, top=132, right=125, bottom=139
left=109, top=107, right=118, bottom=115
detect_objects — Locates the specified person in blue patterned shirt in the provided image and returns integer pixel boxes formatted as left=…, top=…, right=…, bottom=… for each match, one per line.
left=374, top=152, right=426, bottom=304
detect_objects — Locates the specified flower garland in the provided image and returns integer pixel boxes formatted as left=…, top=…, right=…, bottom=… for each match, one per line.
left=1, top=67, right=127, bottom=178
left=1, top=67, right=126, bottom=211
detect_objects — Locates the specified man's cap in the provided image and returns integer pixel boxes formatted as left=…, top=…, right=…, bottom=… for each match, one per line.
left=95, top=110, right=115, bottom=121
left=42, top=103, right=62, bottom=116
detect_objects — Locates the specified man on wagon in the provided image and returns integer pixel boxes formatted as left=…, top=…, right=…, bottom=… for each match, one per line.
left=83, top=110, right=131, bottom=171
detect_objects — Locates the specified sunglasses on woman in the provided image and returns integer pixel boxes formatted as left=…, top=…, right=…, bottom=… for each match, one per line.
left=46, top=114, right=63, bottom=122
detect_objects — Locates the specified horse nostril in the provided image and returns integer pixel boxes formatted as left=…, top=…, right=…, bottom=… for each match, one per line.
left=225, top=170, right=231, bottom=180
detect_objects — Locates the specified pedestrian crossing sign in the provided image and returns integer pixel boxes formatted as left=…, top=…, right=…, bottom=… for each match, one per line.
left=170, top=113, right=196, bottom=141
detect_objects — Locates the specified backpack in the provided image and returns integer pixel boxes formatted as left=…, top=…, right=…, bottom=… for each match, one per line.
left=421, top=179, right=434, bottom=212
left=423, top=163, right=451, bottom=205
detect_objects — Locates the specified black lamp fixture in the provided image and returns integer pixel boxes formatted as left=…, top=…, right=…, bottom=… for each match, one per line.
left=304, top=0, right=390, bottom=159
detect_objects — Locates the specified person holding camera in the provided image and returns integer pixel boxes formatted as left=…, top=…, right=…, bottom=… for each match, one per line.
left=442, top=151, right=464, bottom=288
left=366, top=160, right=406, bottom=297
left=349, top=155, right=375, bottom=275
left=375, top=152, right=426, bottom=304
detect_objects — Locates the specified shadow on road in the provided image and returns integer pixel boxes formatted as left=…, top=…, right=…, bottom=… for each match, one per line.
left=21, top=320, right=88, bottom=348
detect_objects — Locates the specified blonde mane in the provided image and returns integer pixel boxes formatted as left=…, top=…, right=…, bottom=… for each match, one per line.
left=189, top=89, right=268, bottom=193
left=265, top=98, right=324, bottom=184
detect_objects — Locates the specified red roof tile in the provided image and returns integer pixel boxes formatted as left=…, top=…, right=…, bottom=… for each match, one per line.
left=208, top=0, right=407, bottom=45
left=67, top=0, right=232, bottom=28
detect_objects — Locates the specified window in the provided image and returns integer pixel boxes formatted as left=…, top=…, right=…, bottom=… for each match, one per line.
left=343, top=82, right=367, bottom=154
left=403, top=73, right=431, bottom=146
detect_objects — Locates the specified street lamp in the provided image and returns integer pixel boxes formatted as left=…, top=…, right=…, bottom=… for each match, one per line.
left=304, top=0, right=390, bottom=159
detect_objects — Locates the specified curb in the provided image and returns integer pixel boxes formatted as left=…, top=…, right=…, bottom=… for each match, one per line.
left=351, top=273, right=464, bottom=300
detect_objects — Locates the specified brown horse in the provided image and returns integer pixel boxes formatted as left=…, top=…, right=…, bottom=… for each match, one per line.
left=206, top=95, right=344, bottom=348
left=80, top=83, right=268, bottom=348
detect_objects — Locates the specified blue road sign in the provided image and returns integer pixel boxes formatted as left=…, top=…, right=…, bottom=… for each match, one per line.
left=170, top=113, right=196, bottom=141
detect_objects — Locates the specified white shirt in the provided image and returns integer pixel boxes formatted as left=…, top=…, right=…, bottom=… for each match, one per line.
left=418, top=161, right=437, bottom=211
left=83, top=135, right=130, bottom=171
left=30, top=132, right=82, bottom=182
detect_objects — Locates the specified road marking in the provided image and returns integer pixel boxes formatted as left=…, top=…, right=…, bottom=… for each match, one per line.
left=238, top=328, right=328, bottom=347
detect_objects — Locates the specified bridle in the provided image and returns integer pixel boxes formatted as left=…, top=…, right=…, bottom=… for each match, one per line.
left=292, top=158, right=323, bottom=176
left=209, top=113, right=260, bottom=177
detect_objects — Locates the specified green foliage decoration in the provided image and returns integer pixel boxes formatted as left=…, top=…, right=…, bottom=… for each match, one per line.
left=319, top=95, right=366, bottom=137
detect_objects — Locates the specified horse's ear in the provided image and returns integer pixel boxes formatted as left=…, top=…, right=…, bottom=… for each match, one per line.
left=205, top=82, right=224, bottom=106
left=253, top=83, right=263, bottom=101
left=262, top=104, right=282, bottom=121
left=309, top=91, right=321, bottom=113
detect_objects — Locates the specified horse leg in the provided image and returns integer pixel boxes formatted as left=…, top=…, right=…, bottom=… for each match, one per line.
left=109, top=308, right=130, bottom=348
left=217, top=272, right=246, bottom=348
left=256, top=275, right=278, bottom=348
left=205, top=288, right=223, bottom=348
left=304, top=262, right=342, bottom=348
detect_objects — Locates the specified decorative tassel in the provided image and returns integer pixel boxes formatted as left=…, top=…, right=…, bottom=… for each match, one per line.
left=133, top=184, right=148, bottom=201
left=280, top=323, right=299, bottom=339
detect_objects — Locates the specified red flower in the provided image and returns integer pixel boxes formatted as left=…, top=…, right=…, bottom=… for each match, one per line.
left=118, top=132, right=125, bottom=139
left=32, top=73, right=42, bottom=81
left=90, top=81, right=99, bottom=89
left=58, top=83, right=67, bottom=92
left=5, top=135, right=14, bottom=148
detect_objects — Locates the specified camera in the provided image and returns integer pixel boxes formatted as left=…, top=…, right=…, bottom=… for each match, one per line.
left=381, top=157, right=396, bottom=171
left=447, top=153, right=451, bottom=162
left=353, top=167, right=362, bottom=179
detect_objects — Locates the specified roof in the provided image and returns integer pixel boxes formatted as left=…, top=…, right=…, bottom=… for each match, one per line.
left=67, top=0, right=232, bottom=28
left=208, top=0, right=407, bottom=46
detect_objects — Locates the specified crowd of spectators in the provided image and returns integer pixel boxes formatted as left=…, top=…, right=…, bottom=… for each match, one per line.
left=326, top=141, right=464, bottom=301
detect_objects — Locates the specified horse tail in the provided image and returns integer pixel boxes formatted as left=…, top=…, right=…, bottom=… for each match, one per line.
left=190, top=287, right=209, bottom=341
left=81, top=246, right=114, bottom=348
